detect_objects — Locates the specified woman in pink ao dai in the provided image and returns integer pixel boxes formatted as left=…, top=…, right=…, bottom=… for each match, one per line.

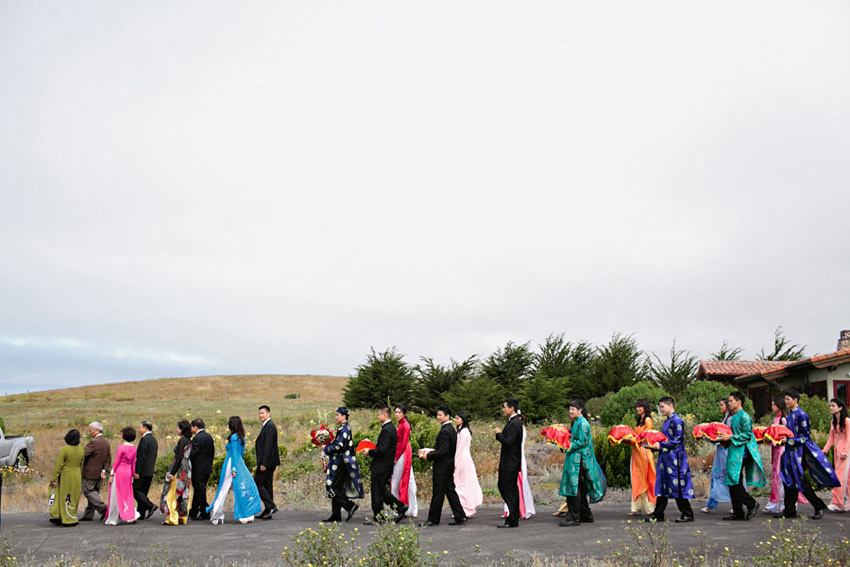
left=453, top=411, right=483, bottom=518
left=823, top=398, right=850, bottom=512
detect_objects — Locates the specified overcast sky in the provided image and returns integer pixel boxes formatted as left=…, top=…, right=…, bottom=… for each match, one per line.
left=1, top=2, right=849, bottom=395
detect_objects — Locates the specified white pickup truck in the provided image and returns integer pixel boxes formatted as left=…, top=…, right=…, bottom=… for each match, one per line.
left=0, top=424, right=34, bottom=469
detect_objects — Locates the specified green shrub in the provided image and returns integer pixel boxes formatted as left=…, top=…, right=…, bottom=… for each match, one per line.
left=343, top=348, right=415, bottom=409
left=799, top=394, right=831, bottom=434
left=519, top=372, right=568, bottom=423
left=0, top=416, right=5, bottom=432
left=283, top=393, right=299, bottom=400
left=153, top=454, right=173, bottom=482
left=677, top=381, right=754, bottom=424
left=585, top=393, right=613, bottom=422
left=209, top=447, right=257, bottom=487
left=281, top=520, right=440, bottom=567
left=278, top=444, right=288, bottom=462
left=406, top=413, right=440, bottom=474
left=600, top=382, right=669, bottom=427
left=444, top=375, right=504, bottom=420
left=592, top=426, right=631, bottom=490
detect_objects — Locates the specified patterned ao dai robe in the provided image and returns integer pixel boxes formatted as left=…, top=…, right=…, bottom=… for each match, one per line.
left=559, top=415, right=606, bottom=503
left=654, top=412, right=694, bottom=499
left=724, top=409, right=765, bottom=487
left=324, top=422, right=365, bottom=500
left=780, top=406, right=840, bottom=490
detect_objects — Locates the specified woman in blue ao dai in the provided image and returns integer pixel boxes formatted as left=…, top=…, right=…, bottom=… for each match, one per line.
left=208, top=416, right=263, bottom=525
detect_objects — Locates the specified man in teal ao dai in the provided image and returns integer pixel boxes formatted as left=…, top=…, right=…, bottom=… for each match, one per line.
left=559, top=399, right=606, bottom=527
left=646, top=396, right=694, bottom=523
left=716, top=391, right=765, bottom=520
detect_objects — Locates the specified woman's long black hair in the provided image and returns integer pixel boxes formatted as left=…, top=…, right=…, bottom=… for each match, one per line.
left=228, top=416, right=247, bottom=444
left=455, top=410, right=472, bottom=435
left=635, top=398, right=652, bottom=427
left=831, top=398, right=849, bottom=432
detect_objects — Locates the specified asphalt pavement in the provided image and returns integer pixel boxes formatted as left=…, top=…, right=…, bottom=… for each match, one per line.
left=3, top=503, right=848, bottom=566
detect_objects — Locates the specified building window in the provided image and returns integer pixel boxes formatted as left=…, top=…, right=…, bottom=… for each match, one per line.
left=809, top=381, right=827, bottom=400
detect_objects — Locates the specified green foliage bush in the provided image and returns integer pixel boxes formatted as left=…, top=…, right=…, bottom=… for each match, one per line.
left=677, top=381, right=753, bottom=424
left=0, top=416, right=5, bottom=432
left=592, top=426, right=631, bottom=490
left=411, top=357, right=477, bottom=414
left=209, top=447, right=257, bottom=487
left=580, top=333, right=648, bottom=399
left=153, top=454, right=173, bottom=482
left=281, top=520, right=440, bottom=567
left=343, top=348, right=415, bottom=409
left=600, top=382, right=669, bottom=427
left=481, top=341, right=534, bottom=397
left=585, top=393, right=613, bottom=422
left=799, top=393, right=831, bottom=434
left=519, top=372, right=568, bottom=423
left=444, top=375, right=504, bottom=420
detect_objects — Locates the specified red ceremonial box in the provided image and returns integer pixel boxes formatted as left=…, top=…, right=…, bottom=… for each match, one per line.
left=607, top=424, right=637, bottom=446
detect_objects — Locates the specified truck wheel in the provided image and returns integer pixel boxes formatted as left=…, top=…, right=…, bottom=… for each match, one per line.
left=15, top=451, right=29, bottom=471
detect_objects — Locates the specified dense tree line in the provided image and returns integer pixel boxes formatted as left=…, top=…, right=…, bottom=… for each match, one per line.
left=342, top=328, right=806, bottom=422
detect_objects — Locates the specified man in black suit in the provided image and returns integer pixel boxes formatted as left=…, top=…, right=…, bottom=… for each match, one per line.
left=359, top=406, right=407, bottom=524
left=255, top=404, right=280, bottom=519
left=133, top=421, right=158, bottom=520
left=189, top=418, right=214, bottom=520
left=495, top=397, right=522, bottom=528
left=420, top=406, right=467, bottom=527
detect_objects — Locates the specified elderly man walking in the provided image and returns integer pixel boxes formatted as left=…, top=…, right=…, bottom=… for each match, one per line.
left=80, top=422, right=112, bottom=521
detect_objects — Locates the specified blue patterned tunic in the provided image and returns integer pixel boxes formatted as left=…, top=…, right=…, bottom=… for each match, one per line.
left=654, top=412, right=694, bottom=499
left=780, top=406, right=840, bottom=489
left=323, top=422, right=365, bottom=499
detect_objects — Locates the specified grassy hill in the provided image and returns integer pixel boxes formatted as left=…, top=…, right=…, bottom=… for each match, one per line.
left=1, top=374, right=347, bottom=475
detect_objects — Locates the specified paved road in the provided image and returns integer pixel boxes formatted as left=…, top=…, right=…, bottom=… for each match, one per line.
left=2, top=503, right=847, bottom=566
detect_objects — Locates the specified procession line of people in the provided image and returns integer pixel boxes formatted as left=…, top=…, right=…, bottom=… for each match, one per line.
left=49, top=406, right=280, bottom=527
left=49, top=390, right=847, bottom=530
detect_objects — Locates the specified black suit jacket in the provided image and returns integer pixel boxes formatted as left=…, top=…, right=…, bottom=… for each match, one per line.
left=426, top=422, right=457, bottom=476
left=496, top=415, right=522, bottom=473
left=190, top=429, right=214, bottom=477
left=368, top=421, right=397, bottom=477
left=255, top=420, right=280, bottom=469
left=136, top=432, right=158, bottom=477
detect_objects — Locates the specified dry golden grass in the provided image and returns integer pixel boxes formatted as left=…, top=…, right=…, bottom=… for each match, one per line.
left=0, top=374, right=347, bottom=513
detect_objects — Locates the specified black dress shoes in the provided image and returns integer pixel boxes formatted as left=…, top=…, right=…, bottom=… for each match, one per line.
left=722, top=514, right=745, bottom=521
left=674, top=515, right=694, bottom=523
left=643, top=516, right=661, bottom=522
left=395, top=506, right=409, bottom=524
left=559, top=519, right=580, bottom=527
left=448, top=519, right=467, bottom=526
left=746, top=502, right=760, bottom=520
left=346, top=504, right=359, bottom=522
left=496, top=523, right=517, bottom=528
left=323, top=516, right=342, bottom=523
left=419, top=521, right=437, bottom=527
left=812, top=508, right=826, bottom=520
